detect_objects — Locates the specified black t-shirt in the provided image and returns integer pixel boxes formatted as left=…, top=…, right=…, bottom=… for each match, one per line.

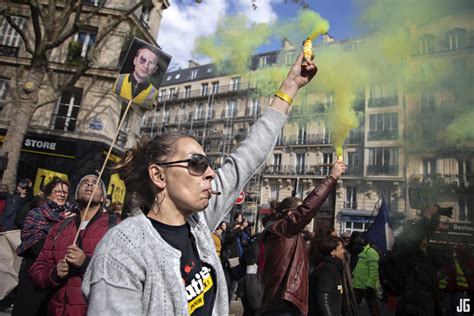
left=149, top=218, right=216, bottom=315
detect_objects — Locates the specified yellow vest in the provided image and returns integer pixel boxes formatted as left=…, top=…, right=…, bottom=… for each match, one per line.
left=439, top=257, right=468, bottom=289
left=113, top=73, right=158, bottom=108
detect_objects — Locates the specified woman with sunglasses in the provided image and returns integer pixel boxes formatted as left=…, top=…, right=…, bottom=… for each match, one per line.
left=82, top=52, right=317, bottom=316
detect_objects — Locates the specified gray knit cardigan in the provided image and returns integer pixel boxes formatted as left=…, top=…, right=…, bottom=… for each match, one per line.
left=82, top=108, right=287, bottom=315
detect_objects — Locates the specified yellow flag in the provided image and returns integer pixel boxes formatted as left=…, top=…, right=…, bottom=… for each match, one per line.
left=107, top=174, right=126, bottom=204
left=34, top=168, right=69, bottom=195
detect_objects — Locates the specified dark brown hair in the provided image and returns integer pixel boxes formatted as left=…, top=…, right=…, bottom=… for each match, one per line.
left=318, top=235, right=344, bottom=257
left=276, top=196, right=301, bottom=219
left=44, top=177, right=69, bottom=198
left=115, top=133, right=194, bottom=212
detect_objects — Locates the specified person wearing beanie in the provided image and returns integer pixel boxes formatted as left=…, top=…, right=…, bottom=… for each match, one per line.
left=29, top=174, right=120, bottom=315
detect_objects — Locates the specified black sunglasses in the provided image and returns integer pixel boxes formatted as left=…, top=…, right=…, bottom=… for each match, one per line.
left=158, top=154, right=215, bottom=176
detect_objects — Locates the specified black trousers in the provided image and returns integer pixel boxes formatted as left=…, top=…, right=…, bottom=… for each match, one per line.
left=355, top=288, right=380, bottom=316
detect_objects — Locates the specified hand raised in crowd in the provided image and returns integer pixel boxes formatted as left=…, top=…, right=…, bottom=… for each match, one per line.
left=329, top=161, right=346, bottom=180
left=284, top=52, right=318, bottom=91
left=56, top=258, right=69, bottom=279
left=65, top=244, right=86, bottom=268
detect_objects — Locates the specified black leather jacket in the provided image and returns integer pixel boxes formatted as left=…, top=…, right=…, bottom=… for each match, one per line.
left=308, top=255, right=344, bottom=316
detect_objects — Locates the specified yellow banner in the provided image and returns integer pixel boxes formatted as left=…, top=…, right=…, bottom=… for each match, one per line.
left=34, top=168, right=69, bottom=195
left=107, top=174, right=126, bottom=204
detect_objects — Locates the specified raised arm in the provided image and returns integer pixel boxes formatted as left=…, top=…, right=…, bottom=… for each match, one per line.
left=205, top=53, right=318, bottom=231
left=271, top=161, right=345, bottom=238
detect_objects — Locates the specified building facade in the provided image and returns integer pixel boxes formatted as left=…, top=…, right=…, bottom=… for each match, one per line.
left=141, top=25, right=473, bottom=235
left=0, top=0, right=169, bottom=201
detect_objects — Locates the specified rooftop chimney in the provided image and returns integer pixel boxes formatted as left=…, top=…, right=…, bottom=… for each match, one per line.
left=188, top=59, right=200, bottom=68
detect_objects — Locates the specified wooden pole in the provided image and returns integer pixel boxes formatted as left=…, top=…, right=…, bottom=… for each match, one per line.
left=73, top=99, right=133, bottom=245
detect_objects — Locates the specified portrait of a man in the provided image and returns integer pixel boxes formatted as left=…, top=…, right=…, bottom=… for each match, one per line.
left=113, top=38, right=171, bottom=108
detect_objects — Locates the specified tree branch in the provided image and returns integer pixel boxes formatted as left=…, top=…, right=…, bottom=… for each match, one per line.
left=29, top=1, right=43, bottom=52
left=44, top=1, right=84, bottom=50
left=46, top=0, right=57, bottom=39
left=95, top=0, right=147, bottom=44
left=4, top=15, right=34, bottom=55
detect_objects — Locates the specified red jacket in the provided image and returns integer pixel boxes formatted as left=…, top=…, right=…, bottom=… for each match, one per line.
left=262, top=176, right=336, bottom=315
left=29, top=211, right=119, bottom=316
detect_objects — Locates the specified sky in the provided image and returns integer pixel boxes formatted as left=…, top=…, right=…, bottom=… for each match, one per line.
left=158, top=0, right=365, bottom=70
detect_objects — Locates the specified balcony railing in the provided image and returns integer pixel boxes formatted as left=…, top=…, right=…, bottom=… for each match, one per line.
left=367, top=165, right=399, bottom=176
left=161, top=82, right=255, bottom=102
left=410, top=173, right=473, bottom=188
left=284, top=134, right=332, bottom=145
left=368, top=96, right=398, bottom=108
left=344, top=166, right=363, bottom=176
left=367, top=130, right=399, bottom=141
left=344, top=201, right=357, bottom=209
left=263, top=164, right=333, bottom=176
left=0, top=45, right=20, bottom=57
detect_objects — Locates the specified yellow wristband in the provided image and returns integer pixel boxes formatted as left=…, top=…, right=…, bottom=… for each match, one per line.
left=275, top=90, right=293, bottom=105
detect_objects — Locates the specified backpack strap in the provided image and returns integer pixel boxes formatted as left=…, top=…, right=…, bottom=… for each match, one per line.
left=107, top=213, right=117, bottom=229
left=54, top=216, right=77, bottom=241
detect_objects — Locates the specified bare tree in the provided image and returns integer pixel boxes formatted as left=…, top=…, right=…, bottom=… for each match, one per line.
left=0, top=0, right=147, bottom=189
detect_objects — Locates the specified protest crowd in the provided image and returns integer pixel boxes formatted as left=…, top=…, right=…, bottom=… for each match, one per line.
left=0, top=52, right=472, bottom=316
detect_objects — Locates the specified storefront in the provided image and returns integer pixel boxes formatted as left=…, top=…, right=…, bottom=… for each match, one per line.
left=0, top=129, right=126, bottom=203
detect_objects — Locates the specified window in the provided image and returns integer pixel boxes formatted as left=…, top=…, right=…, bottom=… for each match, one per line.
left=297, top=123, right=306, bottom=144
left=169, top=88, right=175, bottom=100
left=175, top=73, right=181, bottom=79
left=0, top=78, right=9, bottom=111
left=270, top=183, right=279, bottom=201
left=162, top=108, right=170, bottom=123
left=158, top=89, right=166, bottom=102
left=296, top=153, right=305, bottom=174
left=206, top=102, right=214, bottom=119
left=284, top=54, right=293, bottom=66
left=83, top=0, right=101, bottom=6
left=352, top=40, right=361, bottom=51
left=347, top=152, right=360, bottom=176
left=190, top=69, right=198, bottom=80
left=459, top=196, right=474, bottom=222
left=423, top=159, right=436, bottom=177
left=345, top=187, right=357, bottom=209
left=201, top=83, right=208, bottom=96
left=259, top=55, right=269, bottom=68
left=249, top=98, right=259, bottom=116
left=0, top=16, right=26, bottom=56
left=368, top=112, right=399, bottom=140
left=320, top=153, right=333, bottom=175
left=418, top=34, right=434, bottom=54
left=368, top=147, right=399, bottom=175
left=230, top=77, right=240, bottom=91
left=140, top=5, right=151, bottom=26
left=184, top=86, right=191, bottom=99
left=378, top=187, right=398, bottom=212
left=211, top=81, right=219, bottom=94
left=69, top=30, right=97, bottom=60
left=369, top=85, right=397, bottom=107
left=52, top=89, right=82, bottom=132
left=273, top=154, right=282, bottom=173
left=194, top=103, right=204, bottom=120
left=341, top=219, right=371, bottom=235
left=225, top=100, right=236, bottom=118
left=420, top=93, right=435, bottom=111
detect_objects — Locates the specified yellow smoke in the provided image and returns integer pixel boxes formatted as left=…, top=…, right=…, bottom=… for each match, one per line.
left=193, top=1, right=474, bottom=150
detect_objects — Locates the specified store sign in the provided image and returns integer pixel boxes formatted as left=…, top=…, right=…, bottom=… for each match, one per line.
left=431, top=222, right=474, bottom=245
left=34, top=168, right=69, bottom=195
left=0, top=129, right=76, bottom=159
left=107, top=174, right=126, bottom=204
